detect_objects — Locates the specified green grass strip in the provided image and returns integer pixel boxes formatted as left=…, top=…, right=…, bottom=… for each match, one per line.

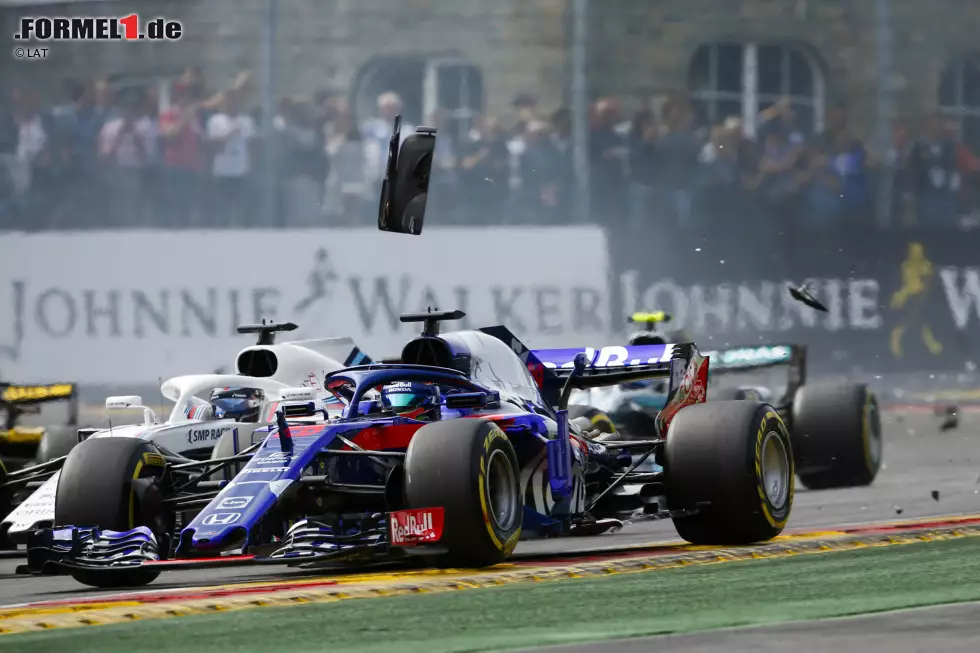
left=7, top=537, right=980, bottom=653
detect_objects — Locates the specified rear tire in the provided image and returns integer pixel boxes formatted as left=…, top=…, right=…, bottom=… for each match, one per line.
left=792, top=383, right=881, bottom=490
left=404, top=419, right=522, bottom=567
left=567, top=405, right=617, bottom=435
left=666, top=401, right=794, bottom=545
left=55, top=438, right=167, bottom=588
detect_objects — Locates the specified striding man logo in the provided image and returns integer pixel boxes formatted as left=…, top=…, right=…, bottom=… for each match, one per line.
left=889, top=242, right=943, bottom=359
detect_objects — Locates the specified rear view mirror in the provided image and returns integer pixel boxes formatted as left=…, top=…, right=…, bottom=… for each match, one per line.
left=378, top=115, right=437, bottom=235
left=444, top=392, right=490, bottom=410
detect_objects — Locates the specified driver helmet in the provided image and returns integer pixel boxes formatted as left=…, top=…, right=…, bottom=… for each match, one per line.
left=380, top=381, right=440, bottom=415
left=626, top=330, right=667, bottom=389
left=628, top=331, right=667, bottom=346
left=210, top=387, right=265, bottom=422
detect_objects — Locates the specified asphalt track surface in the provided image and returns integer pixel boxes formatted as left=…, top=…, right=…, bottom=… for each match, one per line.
left=1, top=409, right=979, bottom=607
left=527, top=601, right=980, bottom=653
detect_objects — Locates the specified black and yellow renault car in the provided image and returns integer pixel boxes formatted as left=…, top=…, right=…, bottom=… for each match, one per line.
left=0, top=381, right=81, bottom=471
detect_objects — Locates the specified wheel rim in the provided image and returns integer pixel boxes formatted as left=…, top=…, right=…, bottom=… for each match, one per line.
left=486, top=449, right=518, bottom=531
left=760, top=431, right=791, bottom=509
left=865, top=398, right=883, bottom=470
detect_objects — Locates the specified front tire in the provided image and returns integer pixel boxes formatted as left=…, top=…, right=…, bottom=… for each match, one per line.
left=55, top=438, right=167, bottom=588
left=792, top=383, right=882, bottom=490
left=666, top=401, right=794, bottom=545
left=35, top=425, right=80, bottom=464
left=404, top=419, right=522, bottom=567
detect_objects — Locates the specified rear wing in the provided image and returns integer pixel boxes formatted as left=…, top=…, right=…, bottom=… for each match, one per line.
left=0, top=382, right=79, bottom=426
left=1, top=382, right=76, bottom=405
left=532, top=343, right=677, bottom=382
left=530, top=342, right=701, bottom=414
left=701, top=344, right=806, bottom=402
left=479, top=326, right=700, bottom=416
left=482, top=328, right=710, bottom=500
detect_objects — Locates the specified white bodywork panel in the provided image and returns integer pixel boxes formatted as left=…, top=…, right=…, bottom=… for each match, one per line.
left=1, top=336, right=359, bottom=539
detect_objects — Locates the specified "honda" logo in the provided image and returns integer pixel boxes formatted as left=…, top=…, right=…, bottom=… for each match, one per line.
left=202, top=512, right=241, bottom=526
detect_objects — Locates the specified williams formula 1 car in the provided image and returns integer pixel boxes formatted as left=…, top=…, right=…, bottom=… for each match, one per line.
left=20, top=311, right=796, bottom=588
left=0, top=322, right=368, bottom=548
left=570, top=313, right=881, bottom=490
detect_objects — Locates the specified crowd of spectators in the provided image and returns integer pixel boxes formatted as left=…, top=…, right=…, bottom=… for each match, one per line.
left=1, top=67, right=977, bottom=232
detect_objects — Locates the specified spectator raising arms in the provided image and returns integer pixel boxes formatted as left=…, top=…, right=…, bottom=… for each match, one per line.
left=206, top=89, right=256, bottom=227
left=5, top=75, right=980, bottom=233
left=98, top=90, right=155, bottom=226
left=159, top=83, right=204, bottom=226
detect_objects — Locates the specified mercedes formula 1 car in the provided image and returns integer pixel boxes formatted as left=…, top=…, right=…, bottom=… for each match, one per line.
left=0, top=322, right=369, bottom=548
left=18, top=310, right=795, bottom=588
left=570, top=313, right=881, bottom=490
left=703, top=342, right=881, bottom=490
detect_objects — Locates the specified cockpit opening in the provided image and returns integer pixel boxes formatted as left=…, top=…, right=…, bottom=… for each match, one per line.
left=236, top=349, right=278, bottom=377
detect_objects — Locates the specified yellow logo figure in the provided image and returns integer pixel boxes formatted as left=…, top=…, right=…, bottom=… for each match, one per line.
left=889, top=242, right=943, bottom=358
left=628, top=311, right=670, bottom=325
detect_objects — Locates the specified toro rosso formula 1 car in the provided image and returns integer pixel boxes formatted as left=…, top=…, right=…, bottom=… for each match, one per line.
left=0, top=322, right=367, bottom=549
left=570, top=313, right=882, bottom=491
left=18, top=310, right=796, bottom=588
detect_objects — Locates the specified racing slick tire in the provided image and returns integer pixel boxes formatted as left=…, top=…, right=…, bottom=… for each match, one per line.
left=665, top=401, right=794, bottom=545
left=35, top=425, right=80, bottom=464
left=404, top=419, right=522, bottom=567
left=792, top=383, right=882, bottom=490
left=567, top=406, right=617, bottom=435
left=55, top=438, right=168, bottom=588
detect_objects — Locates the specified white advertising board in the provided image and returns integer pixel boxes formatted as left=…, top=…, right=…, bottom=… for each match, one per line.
left=0, top=227, right=612, bottom=384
